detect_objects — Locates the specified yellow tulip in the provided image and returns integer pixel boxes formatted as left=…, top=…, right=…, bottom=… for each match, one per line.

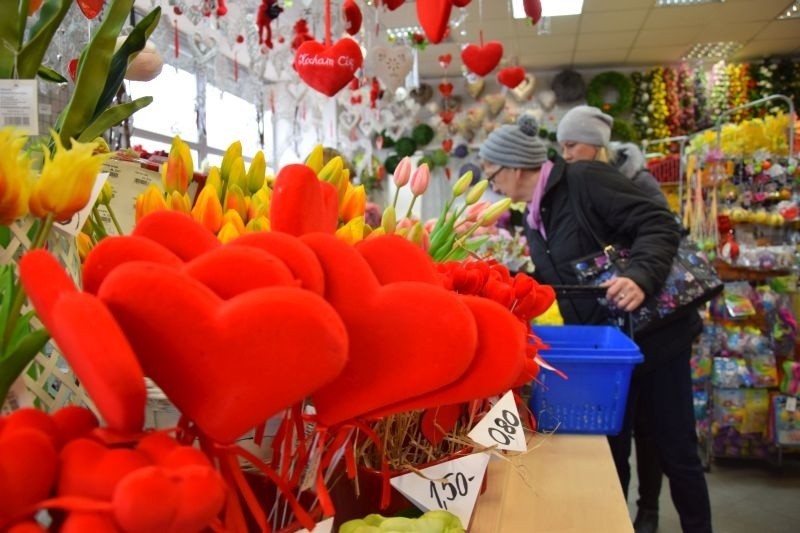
left=227, top=157, right=247, bottom=193
left=381, top=205, right=396, bottom=234
left=465, top=180, right=489, bottom=205
left=223, top=183, right=248, bottom=221
left=220, top=141, right=242, bottom=183
left=217, top=221, right=241, bottom=244
left=336, top=216, right=365, bottom=245
left=77, top=231, right=93, bottom=261
left=161, top=135, right=193, bottom=194
left=248, top=186, right=271, bottom=220
left=305, top=144, right=324, bottom=173
left=168, top=190, right=192, bottom=214
left=30, top=134, right=110, bottom=222
left=245, top=215, right=271, bottom=233
left=98, top=180, right=114, bottom=205
left=191, top=185, right=223, bottom=233
left=0, top=127, right=32, bottom=224
left=406, top=221, right=424, bottom=246
left=452, top=171, right=473, bottom=197
left=246, top=151, right=266, bottom=194
left=339, top=183, right=366, bottom=222
left=205, top=166, right=224, bottom=200
left=481, top=198, right=512, bottom=226
left=221, top=209, right=246, bottom=235
left=134, top=183, right=167, bottom=223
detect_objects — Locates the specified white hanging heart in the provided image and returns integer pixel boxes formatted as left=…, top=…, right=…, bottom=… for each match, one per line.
left=368, top=45, right=413, bottom=93
left=511, top=73, right=536, bottom=102
left=340, top=109, right=361, bottom=132
left=190, top=32, right=218, bottom=64
left=286, top=81, right=308, bottom=102
left=465, top=77, right=485, bottom=99
left=484, top=93, right=506, bottom=117
left=538, top=89, right=556, bottom=111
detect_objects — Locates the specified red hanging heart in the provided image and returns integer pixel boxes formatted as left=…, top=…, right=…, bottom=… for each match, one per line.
left=439, top=110, right=455, bottom=125
left=416, top=0, right=452, bottom=44
left=98, top=263, right=349, bottom=443
left=523, top=0, right=543, bottom=24
left=497, top=66, right=526, bottom=89
left=67, top=58, right=78, bottom=82
left=461, top=41, right=504, bottom=77
left=451, top=0, right=472, bottom=7
left=378, top=0, right=405, bottom=10
left=294, top=39, right=363, bottom=97
left=437, top=53, right=452, bottom=68
left=442, top=138, right=454, bottom=153
left=438, top=81, right=454, bottom=97
left=343, top=0, right=362, bottom=36
left=270, top=164, right=339, bottom=236
left=77, top=0, right=103, bottom=19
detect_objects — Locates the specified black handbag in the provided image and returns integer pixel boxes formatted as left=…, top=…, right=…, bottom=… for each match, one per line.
left=568, top=194, right=723, bottom=334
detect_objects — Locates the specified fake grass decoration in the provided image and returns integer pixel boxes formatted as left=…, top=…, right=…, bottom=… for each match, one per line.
left=7, top=145, right=558, bottom=530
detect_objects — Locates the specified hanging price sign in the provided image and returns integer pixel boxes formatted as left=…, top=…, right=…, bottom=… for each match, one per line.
left=297, top=517, right=334, bottom=533
left=467, top=390, right=527, bottom=452
left=390, top=452, right=490, bottom=528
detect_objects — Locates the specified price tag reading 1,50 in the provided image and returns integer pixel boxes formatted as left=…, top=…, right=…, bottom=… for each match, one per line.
left=467, top=390, right=527, bottom=452
left=429, top=471, right=474, bottom=511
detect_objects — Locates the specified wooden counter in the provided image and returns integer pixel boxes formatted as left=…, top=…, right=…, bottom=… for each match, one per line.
left=469, top=434, right=633, bottom=533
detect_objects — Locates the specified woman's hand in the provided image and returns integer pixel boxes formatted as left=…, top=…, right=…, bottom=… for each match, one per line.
left=601, top=276, right=645, bottom=312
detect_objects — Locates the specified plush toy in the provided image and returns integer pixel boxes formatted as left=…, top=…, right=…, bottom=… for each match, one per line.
left=291, top=18, right=314, bottom=51
left=256, top=0, right=283, bottom=49
left=343, top=0, right=362, bottom=36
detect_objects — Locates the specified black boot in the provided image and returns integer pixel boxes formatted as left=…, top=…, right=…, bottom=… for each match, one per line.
left=633, top=508, right=659, bottom=533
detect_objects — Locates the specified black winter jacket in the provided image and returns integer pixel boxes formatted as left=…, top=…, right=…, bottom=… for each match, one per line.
left=524, top=157, right=681, bottom=327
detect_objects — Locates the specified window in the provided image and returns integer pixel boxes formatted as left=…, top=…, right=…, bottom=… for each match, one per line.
left=128, top=66, right=198, bottom=143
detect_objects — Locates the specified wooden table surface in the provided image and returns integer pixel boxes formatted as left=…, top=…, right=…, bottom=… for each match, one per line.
left=469, top=434, right=634, bottom=533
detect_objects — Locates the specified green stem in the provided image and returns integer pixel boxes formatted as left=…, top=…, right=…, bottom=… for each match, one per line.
left=441, top=220, right=483, bottom=262
left=91, top=206, right=108, bottom=239
left=392, top=187, right=400, bottom=210
left=1, top=213, right=54, bottom=354
left=105, top=204, right=124, bottom=235
left=404, top=195, right=419, bottom=220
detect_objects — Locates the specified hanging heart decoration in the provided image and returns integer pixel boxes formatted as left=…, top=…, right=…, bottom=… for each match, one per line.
left=67, top=58, right=78, bottom=82
left=443, top=95, right=463, bottom=110
left=438, top=81, right=454, bottom=97
left=461, top=41, right=503, bottom=77
left=378, top=0, right=405, bottom=10
left=485, top=93, right=506, bottom=117
left=442, top=138, right=454, bottom=153
left=339, top=109, right=361, bottom=132
left=438, top=53, right=452, bottom=69
left=465, top=106, right=487, bottom=129
left=497, top=67, right=526, bottom=89
left=538, top=88, right=557, bottom=110
left=511, top=73, right=536, bottom=102
left=343, top=0, right=362, bottom=36
left=294, top=38, right=363, bottom=97
left=416, top=0, right=452, bottom=44
left=367, top=45, right=413, bottom=93
left=77, top=0, right=104, bottom=19
left=190, top=32, right=218, bottom=64
left=410, top=83, right=434, bottom=105
left=523, top=0, right=543, bottom=24
left=439, top=110, right=455, bottom=125
left=465, top=77, right=485, bottom=99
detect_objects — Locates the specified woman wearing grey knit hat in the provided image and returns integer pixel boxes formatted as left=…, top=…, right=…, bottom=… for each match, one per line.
left=556, top=104, right=614, bottom=163
left=480, top=115, right=712, bottom=533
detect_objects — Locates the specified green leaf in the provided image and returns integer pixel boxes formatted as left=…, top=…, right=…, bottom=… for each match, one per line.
left=91, top=7, right=161, bottom=123
left=55, top=0, right=135, bottom=145
left=0, top=329, right=49, bottom=405
left=16, top=0, right=73, bottom=79
left=0, top=0, right=24, bottom=77
left=76, top=96, right=153, bottom=143
left=37, top=63, right=67, bottom=83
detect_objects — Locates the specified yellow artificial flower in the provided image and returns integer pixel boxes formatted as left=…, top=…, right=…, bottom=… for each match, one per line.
left=167, top=190, right=192, bottom=214
left=223, top=183, right=248, bottom=221
left=245, top=215, right=270, bottom=233
left=135, top=183, right=168, bottom=223
left=221, top=209, right=246, bottom=235
left=220, top=140, right=242, bottom=183
left=336, top=216, right=365, bottom=245
left=161, top=135, right=193, bottom=194
left=248, top=186, right=271, bottom=220
left=205, top=166, right=224, bottom=200
left=305, top=144, right=324, bottom=173
left=217, top=221, right=241, bottom=244
left=0, top=127, right=32, bottom=225
left=30, top=133, right=110, bottom=222
left=246, top=151, right=266, bottom=194
left=339, top=183, right=366, bottom=222
left=191, top=185, right=223, bottom=233
left=227, top=157, right=247, bottom=193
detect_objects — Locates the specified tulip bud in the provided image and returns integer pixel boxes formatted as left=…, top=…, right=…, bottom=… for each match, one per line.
left=319, top=156, right=343, bottom=184
left=191, top=185, right=223, bottom=233
left=224, top=183, right=248, bottom=221
left=221, top=209, right=246, bottom=235
left=135, top=183, right=167, bottom=223
left=248, top=186, right=271, bottom=220
left=381, top=205, right=396, bottom=234
left=409, top=163, right=430, bottom=196
left=465, top=180, right=489, bottom=205
left=335, top=216, right=365, bottom=245
left=168, top=190, right=191, bottom=214
left=305, top=144, right=324, bottom=173
left=161, top=135, right=193, bottom=194
left=392, top=156, right=412, bottom=187
left=245, top=215, right=271, bottom=233
left=452, top=171, right=473, bottom=197
left=227, top=157, right=247, bottom=192
left=0, top=127, right=32, bottom=224
left=340, top=183, right=366, bottom=222
left=481, top=198, right=513, bottom=226
left=246, top=151, right=266, bottom=194
left=406, top=220, right=424, bottom=245
left=220, top=140, right=242, bottom=182
left=205, top=167, right=223, bottom=199
left=98, top=180, right=114, bottom=205
left=77, top=231, right=93, bottom=260
left=217, top=221, right=241, bottom=244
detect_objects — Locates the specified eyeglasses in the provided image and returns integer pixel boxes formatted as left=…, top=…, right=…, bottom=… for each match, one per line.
left=486, top=166, right=505, bottom=183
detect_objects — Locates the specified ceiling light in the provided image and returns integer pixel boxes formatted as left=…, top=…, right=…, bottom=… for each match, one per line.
left=512, top=0, right=584, bottom=19
left=777, top=0, right=800, bottom=19
left=682, top=41, right=742, bottom=61
left=656, top=0, right=724, bottom=6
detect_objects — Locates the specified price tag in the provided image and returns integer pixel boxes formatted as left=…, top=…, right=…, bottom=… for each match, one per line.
left=53, top=173, right=109, bottom=237
left=390, top=452, right=490, bottom=528
left=297, top=517, right=334, bottom=533
left=0, top=79, right=38, bottom=135
left=787, top=397, right=797, bottom=413
left=467, top=390, right=527, bottom=452
left=100, top=158, right=162, bottom=235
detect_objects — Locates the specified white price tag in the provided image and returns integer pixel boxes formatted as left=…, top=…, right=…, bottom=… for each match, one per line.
left=390, top=452, right=489, bottom=528
left=0, top=79, right=39, bottom=135
left=297, top=517, right=334, bottom=533
left=101, top=158, right=162, bottom=235
left=53, top=173, right=109, bottom=237
left=787, top=397, right=797, bottom=413
left=467, top=390, right=527, bottom=452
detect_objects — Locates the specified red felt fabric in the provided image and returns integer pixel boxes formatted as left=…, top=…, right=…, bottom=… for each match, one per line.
left=51, top=406, right=99, bottom=446
left=0, top=428, right=57, bottom=521
left=58, top=438, right=150, bottom=500
left=497, top=66, right=526, bottom=89
left=230, top=231, right=326, bottom=295
left=132, top=211, right=220, bottom=261
left=294, top=39, right=363, bottom=97
left=355, top=234, right=442, bottom=285
left=60, top=513, right=121, bottom=533
left=343, top=0, right=362, bottom=35
left=98, top=262, right=348, bottom=443
left=270, top=165, right=339, bottom=235
left=17, top=249, right=77, bottom=327
left=461, top=41, right=504, bottom=77
left=81, top=236, right=182, bottom=294
left=416, top=0, right=452, bottom=44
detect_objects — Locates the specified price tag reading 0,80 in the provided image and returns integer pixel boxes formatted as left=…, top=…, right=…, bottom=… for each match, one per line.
left=488, top=409, right=521, bottom=446
left=428, top=472, right=475, bottom=511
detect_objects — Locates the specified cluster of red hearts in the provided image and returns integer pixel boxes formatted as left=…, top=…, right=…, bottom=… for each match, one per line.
left=5, top=170, right=555, bottom=530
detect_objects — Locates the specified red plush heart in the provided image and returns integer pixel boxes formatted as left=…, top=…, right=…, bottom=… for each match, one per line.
left=439, top=110, right=455, bottom=125
left=270, top=164, right=339, bottom=236
left=497, top=67, right=526, bottom=89
left=523, top=0, right=543, bottom=24
left=438, top=53, right=452, bottom=68
left=98, top=262, right=348, bottom=443
left=82, top=235, right=183, bottom=295
left=378, top=0, right=404, bottom=10
left=420, top=403, right=463, bottom=446
left=355, top=235, right=441, bottom=286
left=61, top=513, right=119, bottom=533
left=19, top=251, right=147, bottom=434
left=452, top=0, right=472, bottom=6
left=416, top=0, right=452, bottom=44
left=230, top=231, right=326, bottom=296
left=343, top=0, right=362, bottom=36
left=1, top=408, right=58, bottom=447
left=442, top=138, right=454, bottom=153
left=113, top=465, right=225, bottom=533
left=301, top=234, right=478, bottom=426
left=136, top=433, right=211, bottom=469
left=77, top=0, right=103, bottom=19
left=0, top=428, right=57, bottom=520
left=6, top=521, right=49, bottom=533
left=438, top=82, right=453, bottom=97
left=294, top=39, right=363, bottom=97
left=18, top=248, right=78, bottom=328
left=58, top=438, right=151, bottom=500
left=461, top=41, right=504, bottom=77
left=67, top=58, right=78, bottom=82
left=132, top=211, right=220, bottom=261
left=51, top=406, right=99, bottom=446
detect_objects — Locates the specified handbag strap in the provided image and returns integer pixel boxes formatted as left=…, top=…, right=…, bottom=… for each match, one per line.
left=566, top=179, right=614, bottom=255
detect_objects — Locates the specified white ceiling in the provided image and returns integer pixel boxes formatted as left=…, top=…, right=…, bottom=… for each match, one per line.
left=376, top=0, right=800, bottom=77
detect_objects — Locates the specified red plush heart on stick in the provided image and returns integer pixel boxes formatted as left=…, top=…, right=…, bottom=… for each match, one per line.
left=461, top=41, right=504, bottom=77
left=497, top=66, right=526, bottom=89
left=132, top=211, right=220, bottom=261
left=58, top=438, right=151, bottom=500
left=294, top=39, right=363, bottom=97
left=270, top=164, right=339, bottom=236
left=416, top=0, right=452, bottom=44
left=438, top=81, right=453, bottom=97
left=98, top=263, right=348, bottom=443
left=355, top=234, right=441, bottom=286
left=523, top=0, right=543, bottom=24
left=438, top=53, right=452, bottom=68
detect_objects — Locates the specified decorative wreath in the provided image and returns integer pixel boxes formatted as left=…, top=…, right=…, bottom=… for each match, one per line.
left=611, top=119, right=639, bottom=143
left=586, top=71, right=634, bottom=117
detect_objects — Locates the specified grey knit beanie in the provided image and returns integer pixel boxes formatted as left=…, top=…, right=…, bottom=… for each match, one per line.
left=478, top=115, right=548, bottom=169
left=556, top=105, right=613, bottom=146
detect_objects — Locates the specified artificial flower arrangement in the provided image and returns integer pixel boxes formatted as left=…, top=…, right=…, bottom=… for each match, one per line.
left=1, top=135, right=558, bottom=532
